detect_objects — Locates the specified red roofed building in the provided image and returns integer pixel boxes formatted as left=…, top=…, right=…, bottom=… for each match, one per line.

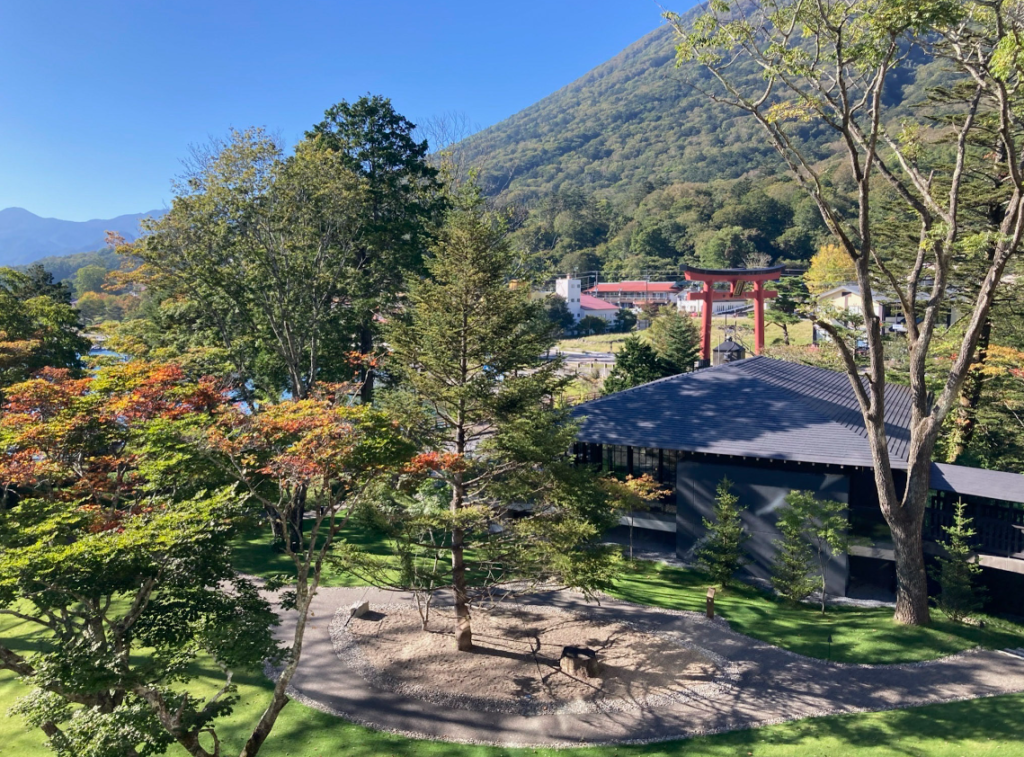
left=584, top=280, right=684, bottom=307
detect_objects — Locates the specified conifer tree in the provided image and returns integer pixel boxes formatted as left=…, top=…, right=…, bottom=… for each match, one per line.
left=603, top=335, right=671, bottom=394
left=695, top=478, right=748, bottom=587
left=930, top=500, right=985, bottom=623
left=369, top=185, right=618, bottom=652
left=647, top=306, right=701, bottom=374
left=771, top=500, right=817, bottom=603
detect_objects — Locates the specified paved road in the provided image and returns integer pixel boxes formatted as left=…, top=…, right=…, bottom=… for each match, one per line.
left=277, top=587, right=1024, bottom=748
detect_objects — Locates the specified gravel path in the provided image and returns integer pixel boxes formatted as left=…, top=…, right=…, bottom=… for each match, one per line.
left=277, top=586, right=1024, bottom=748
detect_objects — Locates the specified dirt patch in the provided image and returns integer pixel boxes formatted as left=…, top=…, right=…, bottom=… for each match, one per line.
left=332, top=604, right=722, bottom=715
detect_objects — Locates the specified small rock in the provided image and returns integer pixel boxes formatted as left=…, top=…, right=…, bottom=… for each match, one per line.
left=349, top=600, right=370, bottom=619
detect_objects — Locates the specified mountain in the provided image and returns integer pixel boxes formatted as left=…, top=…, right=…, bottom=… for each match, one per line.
left=0, top=207, right=162, bottom=267
left=460, top=20, right=942, bottom=204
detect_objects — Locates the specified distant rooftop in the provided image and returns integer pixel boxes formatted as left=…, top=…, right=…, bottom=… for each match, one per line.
left=572, top=355, right=911, bottom=467
left=572, top=355, right=1024, bottom=502
left=586, top=281, right=682, bottom=293
left=580, top=294, right=619, bottom=311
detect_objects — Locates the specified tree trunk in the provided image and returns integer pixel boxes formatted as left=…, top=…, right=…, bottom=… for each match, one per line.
left=358, top=322, right=374, bottom=405
left=888, top=504, right=931, bottom=625
left=451, top=526, right=472, bottom=652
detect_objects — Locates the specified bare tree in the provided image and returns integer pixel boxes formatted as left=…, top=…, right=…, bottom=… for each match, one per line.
left=667, top=0, right=1024, bottom=625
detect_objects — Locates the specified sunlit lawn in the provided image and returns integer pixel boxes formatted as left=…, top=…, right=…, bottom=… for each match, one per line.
left=610, top=560, right=1024, bottom=664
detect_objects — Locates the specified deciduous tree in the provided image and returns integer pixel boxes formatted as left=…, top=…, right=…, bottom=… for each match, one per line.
left=669, top=0, right=1024, bottom=625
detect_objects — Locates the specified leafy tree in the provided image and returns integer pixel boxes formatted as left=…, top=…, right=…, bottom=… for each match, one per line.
left=0, top=362, right=413, bottom=757
left=803, top=243, right=857, bottom=295
left=0, top=268, right=90, bottom=390
left=133, top=129, right=368, bottom=402
left=766, top=276, right=810, bottom=346
left=307, top=95, right=446, bottom=400
left=777, top=491, right=849, bottom=613
left=613, top=308, right=638, bottom=332
left=603, top=335, right=671, bottom=394
left=647, top=306, right=701, bottom=373
left=930, top=500, right=985, bottom=622
left=73, top=263, right=109, bottom=296
left=669, top=0, right=1024, bottom=625
left=694, top=478, right=748, bottom=587
left=7, top=263, right=73, bottom=304
left=771, top=501, right=817, bottom=603
left=578, top=314, right=607, bottom=335
left=371, top=187, right=618, bottom=651
left=542, top=294, right=576, bottom=332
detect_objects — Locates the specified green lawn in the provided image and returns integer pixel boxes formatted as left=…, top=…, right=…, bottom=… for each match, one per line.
left=555, top=317, right=814, bottom=357
left=4, top=551, right=1024, bottom=757
left=610, top=561, right=1024, bottom=664
left=236, top=525, right=1024, bottom=665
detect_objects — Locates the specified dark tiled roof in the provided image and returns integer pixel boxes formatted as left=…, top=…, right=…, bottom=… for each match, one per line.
left=571, top=356, right=913, bottom=467
left=930, top=463, right=1024, bottom=504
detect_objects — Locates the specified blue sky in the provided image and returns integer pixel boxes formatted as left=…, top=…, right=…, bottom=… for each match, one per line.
left=0, top=1, right=690, bottom=221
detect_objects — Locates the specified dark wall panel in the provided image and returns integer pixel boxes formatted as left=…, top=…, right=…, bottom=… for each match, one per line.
left=676, top=461, right=851, bottom=596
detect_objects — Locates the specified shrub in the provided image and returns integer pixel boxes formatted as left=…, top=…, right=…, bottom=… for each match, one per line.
left=695, top=478, right=748, bottom=587
left=930, top=500, right=985, bottom=623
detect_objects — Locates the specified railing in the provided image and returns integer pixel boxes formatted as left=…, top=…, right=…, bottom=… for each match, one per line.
left=924, top=497, right=1024, bottom=559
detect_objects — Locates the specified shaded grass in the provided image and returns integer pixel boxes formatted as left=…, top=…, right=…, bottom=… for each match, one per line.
left=610, top=560, right=1024, bottom=664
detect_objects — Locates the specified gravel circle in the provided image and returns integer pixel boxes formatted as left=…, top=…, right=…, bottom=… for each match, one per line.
left=329, top=602, right=742, bottom=717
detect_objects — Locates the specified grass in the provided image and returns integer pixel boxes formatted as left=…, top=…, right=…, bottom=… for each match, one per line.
left=610, top=560, right=1024, bottom=664
left=235, top=523, right=1024, bottom=665
left=4, top=551, right=1024, bottom=757
left=555, top=317, right=815, bottom=358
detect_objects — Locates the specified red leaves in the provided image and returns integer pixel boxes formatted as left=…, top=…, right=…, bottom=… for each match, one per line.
left=404, top=451, right=467, bottom=474
left=0, top=361, right=230, bottom=505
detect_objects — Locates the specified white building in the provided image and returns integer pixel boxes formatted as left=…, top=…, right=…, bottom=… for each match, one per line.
left=555, top=277, right=620, bottom=322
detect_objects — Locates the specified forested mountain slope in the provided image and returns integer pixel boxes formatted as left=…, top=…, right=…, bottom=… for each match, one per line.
left=464, top=20, right=946, bottom=203
left=460, top=16, right=953, bottom=277
left=0, top=207, right=160, bottom=267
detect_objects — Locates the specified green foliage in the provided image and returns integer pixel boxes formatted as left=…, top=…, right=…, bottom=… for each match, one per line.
left=930, top=500, right=985, bottom=623
left=766, top=277, right=810, bottom=346
left=577, top=314, right=607, bottom=335
left=362, top=185, right=619, bottom=647
left=780, top=491, right=849, bottom=613
left=694, top=478, right=749, bottom=587
left=73, top=264, right=108, bottom=296
left=646, top=306, right=701, bottom=373
left=0, top=267, right=90, bottom=390
left=602, top=335, right=671, bottom=394
left=771, top=502, right=818, bottom=603
left=542, top=294, right=576, bottom=332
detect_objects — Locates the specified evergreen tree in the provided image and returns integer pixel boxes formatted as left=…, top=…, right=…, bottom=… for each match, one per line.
left=372, top=185, right=618, bottom=652
left=771, top=500, right=817, bottom=603
left=603, top=335, right=672, bottom=394
left=647, top=306, right=701, bottom=374
left=930, top=500, right=985, bottom=622
left=766, top=277, right=810, bottom=346
left=782, top=491, right=849, bottom=613
left=308, top=95, right=446, bottom=401
left=694, top=478, right=748, bottom=587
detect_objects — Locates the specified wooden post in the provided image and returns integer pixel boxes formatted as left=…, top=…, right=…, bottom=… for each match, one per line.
left=706, top=587, right=716, bottom=619
left=700, top=281, right=713, bottom=363
left=753, top=280, right=766, bottom=355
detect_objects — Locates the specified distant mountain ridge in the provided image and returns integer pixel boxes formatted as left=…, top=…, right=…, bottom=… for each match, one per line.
left=0, top=207, right=162, bottom=267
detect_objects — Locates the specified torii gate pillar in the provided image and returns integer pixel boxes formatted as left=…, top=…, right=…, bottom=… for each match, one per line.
left=682, top=265, right=785, bottom=363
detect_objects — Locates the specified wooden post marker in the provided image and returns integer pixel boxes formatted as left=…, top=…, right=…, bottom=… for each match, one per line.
left=706, top=587, right=716, bottom=619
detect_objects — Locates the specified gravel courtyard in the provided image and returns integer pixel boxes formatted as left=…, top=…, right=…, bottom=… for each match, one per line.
left=274, top=586, right=1024, bottom=748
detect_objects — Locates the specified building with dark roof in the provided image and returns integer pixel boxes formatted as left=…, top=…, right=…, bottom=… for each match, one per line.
left=571, top=356, right=1024, bottom=604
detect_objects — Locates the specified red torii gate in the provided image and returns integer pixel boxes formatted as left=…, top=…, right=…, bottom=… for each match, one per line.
left=683, top=265, right=785, bottom=362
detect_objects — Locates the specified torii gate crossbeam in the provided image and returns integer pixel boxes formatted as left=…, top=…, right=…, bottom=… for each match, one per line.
left=682, top=265, right=784, bottom=362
